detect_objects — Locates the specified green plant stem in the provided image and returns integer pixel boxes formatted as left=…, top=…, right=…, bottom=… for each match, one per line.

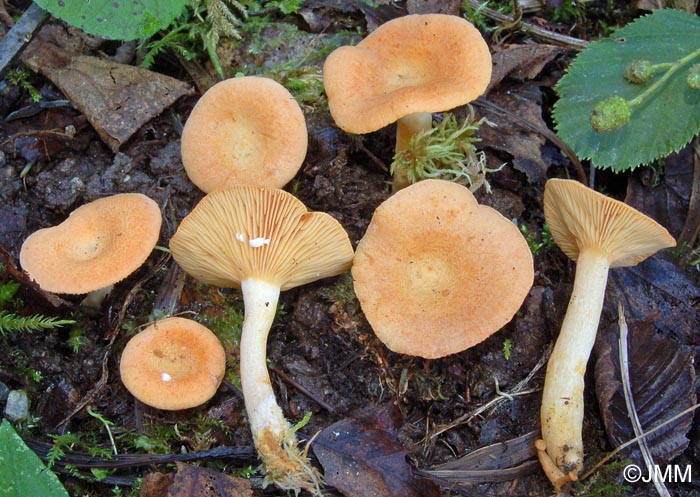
left=629, top=47, right=700, bottom=107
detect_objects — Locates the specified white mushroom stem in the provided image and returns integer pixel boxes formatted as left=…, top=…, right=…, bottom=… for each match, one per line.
left=239, top=278, right=322, bottom=494
left=393, top=112, right=433, bottom=190
left=540, top=248, right=610, bottom=477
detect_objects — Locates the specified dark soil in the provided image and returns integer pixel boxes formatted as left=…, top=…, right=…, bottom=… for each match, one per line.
left=1, top=2, right=699, bottom=497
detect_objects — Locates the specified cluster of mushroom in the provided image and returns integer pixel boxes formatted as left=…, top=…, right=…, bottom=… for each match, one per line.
left=17, top=12, right=678, bottom=497
left=15, top=13, right=507, bottom=495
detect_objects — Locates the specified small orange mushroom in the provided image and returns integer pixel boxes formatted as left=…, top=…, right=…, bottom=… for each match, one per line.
left=120, top=317, right=226, bottom=410
left=180, top=76, right=308, bottom=193
left=323, top=14, right=492, bottom=189
left=19, top=193, right=162, bottom=300
left=539, top=179, right=675, bottom=482
left=170, top=185, right=353, bottom=494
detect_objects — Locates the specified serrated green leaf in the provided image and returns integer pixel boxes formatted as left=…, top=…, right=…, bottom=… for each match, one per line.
left=33, top=0, right=189, bottom=40
left=553, top=9, right=700, bottom=171
left=0, top=419, right=70, bottom=497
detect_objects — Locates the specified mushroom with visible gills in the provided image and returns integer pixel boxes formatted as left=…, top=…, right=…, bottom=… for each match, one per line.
left=169, top=185, right=354, bottom=495
left=322, top=14, right=492, bottom=190
left=539, top=178, right=676, bottom=489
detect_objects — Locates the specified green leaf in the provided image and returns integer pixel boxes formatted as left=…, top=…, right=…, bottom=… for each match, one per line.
left=0, top=419, right=70, bottom=497
left=33, top=0, right=189, bottom=40
left=553, top=9, right=700, bottom=171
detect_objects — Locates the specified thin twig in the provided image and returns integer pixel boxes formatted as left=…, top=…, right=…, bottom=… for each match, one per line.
left=580, top=402, right=700, bottom=482
left=465, top=0, right=589, bottom=50
left=270, top=366, right=337, bottom=414
left=430, top=346, right=550, bottom=438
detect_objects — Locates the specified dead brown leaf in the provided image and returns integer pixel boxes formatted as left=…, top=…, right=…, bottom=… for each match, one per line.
left=21, top=24, right=193, bottom=152
left=406, top=0, right=460, bottom=15
left=313, top=404, right=441, bottom=497
left=488, top=43, right=563, bottom=93
left=594, top=316, right=696, bottom=465
left=478, top=85, right=550, bottom=184
left=419, top=431, right=541, bottom=484
left=140, top=462, right=253, bottom=497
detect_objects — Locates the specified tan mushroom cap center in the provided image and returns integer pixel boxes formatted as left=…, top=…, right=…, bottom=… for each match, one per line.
left=63, top=228, right=110, bottom=261
left=322, top=14, right=492, bottom=134
left=19, top=193, right=162, bottom=295
left=407, top=253, right=455, bottom=297
left=119, top=317, right=226, bottom=411
left=181, top=76, right=308, bottom=193
left=352, top=179, right=534, bottom=359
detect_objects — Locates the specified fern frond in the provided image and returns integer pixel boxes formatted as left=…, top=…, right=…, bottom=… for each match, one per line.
left=0, top=310, right=75, bottom=335
left=206, top=0, right=245, bottom=45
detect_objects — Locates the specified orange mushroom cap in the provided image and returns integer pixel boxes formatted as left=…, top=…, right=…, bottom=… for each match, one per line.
left=181, top=76, right=308, bottom=193
left=322, top=14, right=492, bottom=134
left=352, top=179, right=533, bottom=359
left=119, top=317, right=227, bottom=410
left=19, top=193, right=162, bottom=294
left=169, top=185, right=354, bottom=291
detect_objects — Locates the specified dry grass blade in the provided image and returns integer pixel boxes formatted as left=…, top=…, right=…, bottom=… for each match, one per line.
left=616, top=300, right=670, bottom=497
left=429, top=346, right=549, bottom=439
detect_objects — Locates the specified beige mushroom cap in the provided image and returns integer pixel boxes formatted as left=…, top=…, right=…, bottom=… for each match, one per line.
left=170, top=185, right=354, bottom=291
left=543, top=179, right=676, bottom=268
left=120, top=317, right=226, bottom=410
left=352, top=179, right=533, bottom=359
left=322, top=14, right=492, bottom=134
left=181, top=76, right=308, bottom=193
left=19, top=193, right=162, bottom=294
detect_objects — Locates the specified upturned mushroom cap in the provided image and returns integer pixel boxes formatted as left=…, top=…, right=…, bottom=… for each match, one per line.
left=120, top=317, right=226, bottom=410
left=181, top=76, right=308, bottom=193
left=543, top=179, right=676, bottom=267
left=352, top=179, right=533, bottom=359
left=322, top=14, right=492, bottom=134
left=169, top=185, right=354, bottom=290
left=19, top=193, right=162, bottom=294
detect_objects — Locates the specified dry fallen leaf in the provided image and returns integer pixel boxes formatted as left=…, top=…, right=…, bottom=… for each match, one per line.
left=418, top=431, right=541, bottom=485
left=313, top=404, right=441, bottom=497
left=594, top=317, right=696, bottom=465
left=488, top=43, right=563, bottom=93
left=140, top=462, right=253, bottom=497
left=478, top=85, right=551, bottom=184
left=21, top=24, right=193, bottom=152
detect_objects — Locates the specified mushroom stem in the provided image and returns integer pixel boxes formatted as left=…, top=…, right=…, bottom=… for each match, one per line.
left=540, top=248, right=610, bottom=476
left=393, top=112, right=433, bottom=190
left=239, top=278, right=322, bottom=495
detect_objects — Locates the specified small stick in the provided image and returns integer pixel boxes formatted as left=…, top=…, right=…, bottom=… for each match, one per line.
left=0, top=3, right=48, bottom=74
left=270, top=365, right=336, bottom=414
